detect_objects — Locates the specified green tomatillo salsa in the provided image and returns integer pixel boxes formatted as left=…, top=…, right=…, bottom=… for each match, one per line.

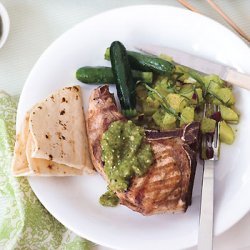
left=100, top=120, right=154, bottom=206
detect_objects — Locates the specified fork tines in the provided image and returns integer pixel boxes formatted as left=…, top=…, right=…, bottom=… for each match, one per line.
left=202, top=104, right=220, bottom=161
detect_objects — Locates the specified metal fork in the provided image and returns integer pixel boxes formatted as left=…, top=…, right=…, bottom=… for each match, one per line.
left=198, top=104, right=220, bottom=250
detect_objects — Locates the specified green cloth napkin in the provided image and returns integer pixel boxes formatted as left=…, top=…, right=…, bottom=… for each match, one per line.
left=0, top=92, right=92, bottom=250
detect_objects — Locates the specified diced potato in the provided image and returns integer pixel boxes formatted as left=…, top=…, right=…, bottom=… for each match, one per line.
left=180, top=84, right=194, bottom=100
left=203, top=74, right=224, bottom=87
left=180, top=107, right=195, bottom=126
left=166, top=93, right=187, bottom=113
left=196, top=88, right=204, bottom=103
left=175, top=65, right=189, bottom=82
left=220, top=105, right=239, bottom=123
left=201, top=117, right=216, bottom=133
left=146, top=96, right=160, bottom=109
left=154, top=76, right=169, bottom=95
left=213, top=88, right=235, bottom=105
left=142, top=102, right=157, bottom=116
left=163, top=113, right=176, bottom=126
left=179, top=85, right=203, bottom=104
left=190, top=88, right=203, bottom=104
left=152, top=110, right=176, bottom=130
left=219, top=121, right=235, bottom=144
left=184, top=77, right=197, bottom=84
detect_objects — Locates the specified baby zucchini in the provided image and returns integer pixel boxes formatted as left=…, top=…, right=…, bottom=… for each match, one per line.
left=76, top=66, right=153, bottom=84
left=105, top=47, right=175, bottom=75
left=110, top=41, right=137, bottom=118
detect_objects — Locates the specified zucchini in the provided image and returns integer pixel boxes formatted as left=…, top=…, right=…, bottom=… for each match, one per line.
left=76, top=66, right=153, bottom=84
left=110, top=41, right=137, bottom=118
left=105, top=47, right=175, bottom=75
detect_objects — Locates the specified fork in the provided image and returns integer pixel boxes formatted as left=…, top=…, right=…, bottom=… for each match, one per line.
left=198, top=104, right=220, bottom=250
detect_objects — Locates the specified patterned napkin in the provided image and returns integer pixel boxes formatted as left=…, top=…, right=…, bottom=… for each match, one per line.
left=0, top=92, right=92, bottom=250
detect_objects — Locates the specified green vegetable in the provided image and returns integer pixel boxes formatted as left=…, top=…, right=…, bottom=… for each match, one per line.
left=203, top=74, right=224, bottom=93
left=110, top=41, right=137, bottom=117
left=201, top=117, right=216, bottom=133
left=179, top=84, right=194, bottom=100
left=154, top=78, right=172, bottom=96
left=138, top=95, right=159, bottom=115
left=152, top=109, right=176, bottom=130
left=206, top=81, right=221, bottom=95
left=166, top=93, right=187, bottom=113
left=180, top=107, right=195, bottom=126
left=79, top=44, right=239, bottom=146
left=76, top=66, right=153, bottom=84
left=212, top=88, right=235, bottom=105
left=142, top=103, right=157, bottom=116
left=144, top=84, right=180, bottom=120
left=145, top=96, right=160, bottom=109
left=195, top=88, right=204, bottom=104
left=105, top=47, right=175, bottom=75
left=183, top=70, right=206, bottom=90
left=219, top=121, right=235, bottom=144
left=101, top=120, right=153, bottom=195
left=136, top=85, right=157, bottom=115
left=163, top=112, right=176, bottom=126
left=220, top=105, right=239, bottom=123
left=179, top=85, right=203, bottom=104
left=175, top=65, right=190, bottom=82
left=136, top=84, right=148, bottom=100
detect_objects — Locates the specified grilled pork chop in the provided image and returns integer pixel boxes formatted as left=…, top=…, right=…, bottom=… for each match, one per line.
left=87, top=85, right=200, bottom=215
left=87, top=85, right=125, bottom=177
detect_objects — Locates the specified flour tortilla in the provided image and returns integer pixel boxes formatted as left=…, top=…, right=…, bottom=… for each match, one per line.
left=12, top=85, right=93, bottom=176
left=25, top=133, right=83, bottom=176
left=11, top=112, right=31, bottom=175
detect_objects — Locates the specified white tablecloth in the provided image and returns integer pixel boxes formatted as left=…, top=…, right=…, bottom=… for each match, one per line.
left=1, top=1, right=249, bottom=249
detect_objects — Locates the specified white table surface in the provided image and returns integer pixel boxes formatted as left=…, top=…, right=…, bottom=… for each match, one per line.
left=1, top=1, right=249, bottom=250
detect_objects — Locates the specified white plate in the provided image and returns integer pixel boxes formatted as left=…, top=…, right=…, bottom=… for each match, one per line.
left=17, top=5, right=250, bottom=250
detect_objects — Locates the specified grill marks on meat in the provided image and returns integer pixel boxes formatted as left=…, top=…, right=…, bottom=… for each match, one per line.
left=87, top=85, right=200, bottom=215
left=117, top=134, right=199, bottom=215
left=87, top=85, right=125, bottom=177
